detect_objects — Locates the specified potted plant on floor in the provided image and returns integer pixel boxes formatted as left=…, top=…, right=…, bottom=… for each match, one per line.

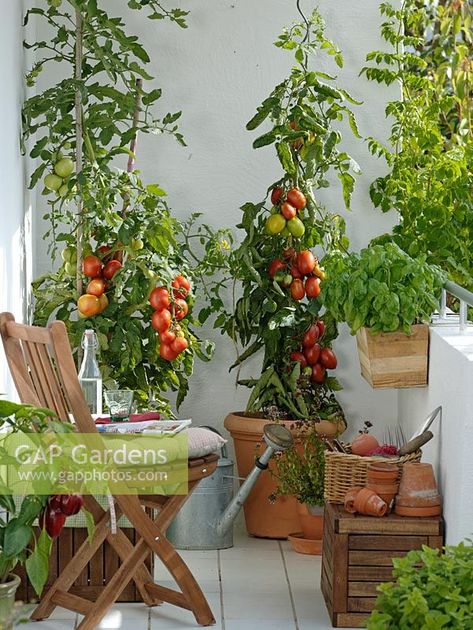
left=218, top=8, right=361, bottom=537
left=366, top=542, right=473, bottom=629
left=0, top=400, right=82, bottom=625
left=322, top=242, right=446, bottom=388
left=272, top=428, right=325, bottom=555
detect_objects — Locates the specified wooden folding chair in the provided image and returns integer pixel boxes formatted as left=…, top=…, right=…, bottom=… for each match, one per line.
left=0, top=313, right=218, bottom=629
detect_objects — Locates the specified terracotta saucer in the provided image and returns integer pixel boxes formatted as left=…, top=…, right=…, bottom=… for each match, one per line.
left=288, top=532, right=322, bottom=555
left=394, top=504, right=441, bottom=517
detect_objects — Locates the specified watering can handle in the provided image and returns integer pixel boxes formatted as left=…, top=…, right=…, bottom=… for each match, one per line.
left=199, top=425, right=229, bottom=459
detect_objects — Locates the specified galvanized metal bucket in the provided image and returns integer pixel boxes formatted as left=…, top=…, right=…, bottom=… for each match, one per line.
left=167, top=433, right=234, bottom=550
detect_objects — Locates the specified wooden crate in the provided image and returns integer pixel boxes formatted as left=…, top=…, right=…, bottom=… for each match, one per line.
left=321, top=503, right=443, bottom=628
left=356, top=324, right=429, bottom=388
left=15, top=526, right=153, bottom=603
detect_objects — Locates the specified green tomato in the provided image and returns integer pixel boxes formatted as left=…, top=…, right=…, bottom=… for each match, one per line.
left=274, top=270, right=286, bottom=284
left=54, top=158, right=74, bottom=179
left=264, top=299, right=277, bottom=313
left=281, top=227, right=290, bottom=237
left=282, top=274, right=293, bottom=288
left=44, top=174, right=63, bottom=192
left=287, top=217, right=305, bottom=238
left=266, top=214, right=286, bottom=235
left=131, top=238, right=144, bottom=251
left=63, top=141, right=71, bottom=150
left=58, top=184, right=69, bottom=198
left=303, top=366, right=313, bottom=377
left=64, top=262, right=75, bottom=276
left=270, top=205, right=280, bottom=215
left=48, top=0, right=62, bottom=7
left=61, top=246, right=77, bottom=264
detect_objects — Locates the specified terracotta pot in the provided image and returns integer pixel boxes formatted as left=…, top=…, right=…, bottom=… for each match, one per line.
left=288, top=532, right=322, bottom=555
left=367, top=463, right=399, bottom=484
left=366, top=482, right=399, bottom=512
left=344, top=486, right=363, bottom=514
left=224, top=413, right=300, bottom=538
left=396, top=494, right=441, bottom=508
left=353, top=487, right=388, bottom=517
left=397, top=462, right=440, bottom=506
left=297, top=503, right=324, bottom=540
left=395, top=504, right=442, bottom=517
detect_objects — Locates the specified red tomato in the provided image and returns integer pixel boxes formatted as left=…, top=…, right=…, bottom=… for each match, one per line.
left=296, top=251, right=315, bottom=276
left=174, top=298, right=189, bottom=321
left=172, top=275, right=191, bottom=299
left=319, top=347, right=338, bottom=369
left=160, top=344, right=178, bottom=361
left=268, top=259, right=286, bottom=278
left=78, top=294, right=101, bottom=317
left=171, top=337, right=189, bottom=355
left=98, top=293, right=109, bottom=313
left=82, top=255, right=103, bottom=278
left=290, top=279, right=305, bottom=301
left=86, top=277, right=106, bottom=297
left=305, top=276, right=321, bottom=299
left=150, top=287, right=171, bottom=310
left=97, top=245, right=113, bottom=261
left=304, top=343, right=321, bottom=366
left=303, top=324, right=320, bottom=347
left=160, top=329, right=176, bottom=345
left=270, top=186, right=284, bottom=205
left=287, top=188, right=307, bottom=210
left=316, top=320, right=325, bottom=337
left=103, top=260, right=122, bottom=280
left=151, top=309, right=172, bottom=332
left=290, top=351, right=307, bottom=368
left=281, top=202, right=296, bottom=220
left=290, top=265, right=303, bottom=280
left=311, top=363, right=326, bottom=384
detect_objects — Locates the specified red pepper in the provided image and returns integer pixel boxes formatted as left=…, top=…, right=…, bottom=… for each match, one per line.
left=47, top=495, right=62, bottom=511
left=60, top=494, right=84, bottom=516
left=43, top=507, right=66, bottom=538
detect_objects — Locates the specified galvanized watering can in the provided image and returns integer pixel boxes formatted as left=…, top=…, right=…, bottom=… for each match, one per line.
left=167, top=423, right=293, bottom=550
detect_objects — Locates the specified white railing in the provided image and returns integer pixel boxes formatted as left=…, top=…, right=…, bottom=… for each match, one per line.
left=432, top=280, right=473, bottom=333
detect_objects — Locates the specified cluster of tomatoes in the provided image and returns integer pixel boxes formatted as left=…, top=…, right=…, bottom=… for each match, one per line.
left=44, top=156, right=75, bottom=199
left=266, top=186, right=307, bottom=238
left=149, top=275, right=191, bottom=362
left=40, top=494, right=83, bottom=539
left=269, top=248, right=325, bottom=301
left=77, top=249, right=123, bottom=318
left=290, top=320, right=338, bottom=384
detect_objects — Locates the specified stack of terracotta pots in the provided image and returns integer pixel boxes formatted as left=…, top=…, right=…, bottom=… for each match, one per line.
left=394, top=462, right=441, bottom=517
left=366, top=463, right=399, bottom=513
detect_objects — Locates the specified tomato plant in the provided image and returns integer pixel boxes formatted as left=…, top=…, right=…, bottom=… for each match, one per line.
left=24, top=1, right=232, bottom=415
left=215, top=9, right=359, bottom=424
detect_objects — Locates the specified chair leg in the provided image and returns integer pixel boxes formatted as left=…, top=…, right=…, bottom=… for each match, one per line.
left=117, top=494, right=216, bottom=626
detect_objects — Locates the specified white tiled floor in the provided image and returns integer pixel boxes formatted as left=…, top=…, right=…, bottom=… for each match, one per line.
left=21, top=532, right=355, bottom=630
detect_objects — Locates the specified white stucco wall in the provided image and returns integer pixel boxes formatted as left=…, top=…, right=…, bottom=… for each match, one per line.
left=398, top=326, right=473, bottom=545
left=0, top=1, right=28, bottom=399
left=32, top=0, right=399, bottom=435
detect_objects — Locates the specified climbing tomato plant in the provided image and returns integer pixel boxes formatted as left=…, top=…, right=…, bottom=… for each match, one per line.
left=23, top=0, right=231, bottom=415
left=215, top=9, right=361, bottom=425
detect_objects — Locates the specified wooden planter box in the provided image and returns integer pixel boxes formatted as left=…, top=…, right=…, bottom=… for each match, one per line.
left=321, top=503, right=443, bottom=628
left=15, top=526, right=153, bottom=603
left=356, top=324, right=429, bottom=388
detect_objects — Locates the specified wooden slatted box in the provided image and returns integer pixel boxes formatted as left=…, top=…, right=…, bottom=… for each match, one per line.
left=321, top=503, right=443, bottom=628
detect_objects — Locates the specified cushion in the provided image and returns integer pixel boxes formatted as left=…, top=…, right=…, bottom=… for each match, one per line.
left=187, top=427, right=226, bottom=459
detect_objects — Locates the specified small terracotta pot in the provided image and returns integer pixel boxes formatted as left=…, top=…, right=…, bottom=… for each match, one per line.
left=344, top=486, right=363, bottom=514
left=367, top=463, right=399, bottom=484
left=398, top=462, right=439, bottom=500
left=353, top=488, right=388, bottom=517
left=395, top=504, right=441, bottom=517
left=297, top=503, right=324, bottom=540
left=366, top=482, right=399, bottom=512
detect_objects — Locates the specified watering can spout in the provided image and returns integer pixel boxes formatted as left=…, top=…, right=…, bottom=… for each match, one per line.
left=215, top=423, right=293, bottom=537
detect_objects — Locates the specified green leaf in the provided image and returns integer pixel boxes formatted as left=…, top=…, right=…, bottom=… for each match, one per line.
left=246, top=97, right=278, bottom=131
left=3, top=520, right=33, bottom=557
left=253, top=130, right=278, bottom=149
left=83, top=509, right=95, bottom=545
left=25, top=529, right=51, bottom=596
left=276, top=142, right=296, bottom=174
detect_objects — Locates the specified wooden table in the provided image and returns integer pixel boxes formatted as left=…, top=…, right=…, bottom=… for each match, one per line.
left=321, top=503, right=444, bottom=628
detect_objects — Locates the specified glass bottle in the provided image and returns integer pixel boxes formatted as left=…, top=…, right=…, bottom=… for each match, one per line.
left=78, top=329, right=103, bottom=415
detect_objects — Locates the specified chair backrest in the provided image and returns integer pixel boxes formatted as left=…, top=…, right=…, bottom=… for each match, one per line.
left=0, top=312, right=97, bottom=433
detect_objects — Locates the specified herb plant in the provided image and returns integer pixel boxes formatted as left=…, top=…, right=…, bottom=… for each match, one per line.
left=322, top=243, right=446, bottom=335
left=272, top=430, right=325, bottom=507
left=363, top=1, right=473, bottom=289
left=216, top=9, right=361, bottom=424
left=24, top=1, right=231, bottom=415
left=367, top=542, right=473, bottom=629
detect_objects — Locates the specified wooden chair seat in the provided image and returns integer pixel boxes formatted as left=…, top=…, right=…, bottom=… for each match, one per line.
left=0, top=313, right=219, bottom=628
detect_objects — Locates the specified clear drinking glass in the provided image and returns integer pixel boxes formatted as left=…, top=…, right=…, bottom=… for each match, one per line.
left=104, top=390, right=134, bottom=422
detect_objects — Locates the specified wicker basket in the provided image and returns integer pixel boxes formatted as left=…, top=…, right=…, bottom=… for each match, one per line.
left=324, top=446, right=422, bottom=503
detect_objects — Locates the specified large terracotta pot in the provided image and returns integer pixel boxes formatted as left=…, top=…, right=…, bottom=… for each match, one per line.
left=297, top=503, right=324, bottom=540
left=224, top=412, right=299, bottom=538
